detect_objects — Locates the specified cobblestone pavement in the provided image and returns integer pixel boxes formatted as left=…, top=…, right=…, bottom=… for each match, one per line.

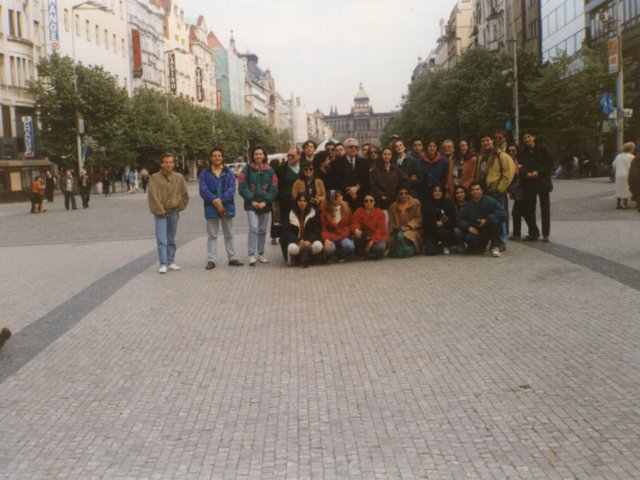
left=0, top=178, right=639, bottom=479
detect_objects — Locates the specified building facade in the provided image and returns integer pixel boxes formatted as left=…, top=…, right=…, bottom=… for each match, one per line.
left=214, top=48, right=245, bottom=115
left=128, top=0, right=165, bottom=92
left=162, top=0, right=195, bottom=101
left=238, top=52, right=276, bottom=127
left=188, top=16, right=216, bottom=110
left=322, top=84, right=393, bottom=146
left=472, top=0, right=508, bottom=54
left=445, top=0, right=474, bottom=69
left=541, top=0, right=585, bottom=62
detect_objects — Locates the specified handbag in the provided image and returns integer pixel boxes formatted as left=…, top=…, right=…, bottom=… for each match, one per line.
left=390, top=229, right=414, bottom=258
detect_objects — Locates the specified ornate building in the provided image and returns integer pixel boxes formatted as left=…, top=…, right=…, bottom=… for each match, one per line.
left=322, top=84, right=393, bottom=146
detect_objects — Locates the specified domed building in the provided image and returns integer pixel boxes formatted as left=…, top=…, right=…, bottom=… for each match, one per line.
left=322, top=84, right=393, bottom=146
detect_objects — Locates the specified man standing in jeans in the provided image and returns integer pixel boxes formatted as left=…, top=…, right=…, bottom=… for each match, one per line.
left=61, top=170, right=78, bottom=210
left=148, top=153, right=190, bottom=274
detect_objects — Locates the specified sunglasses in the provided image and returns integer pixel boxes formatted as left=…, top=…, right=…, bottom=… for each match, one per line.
left=303, top=167, right=313, bottom=171
left=364, top=198, right=374, bottom=203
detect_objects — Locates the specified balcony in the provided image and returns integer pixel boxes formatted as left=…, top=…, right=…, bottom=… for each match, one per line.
left=0, top=84, right=35, bottom=102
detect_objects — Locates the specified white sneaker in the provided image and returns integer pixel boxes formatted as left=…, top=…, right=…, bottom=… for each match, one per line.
left=490, top=247, right=501, bottom=257
left=168, top=263, right=181, bottom=271
left=257, top=254, right=269, bottom=264
left=158, top=265, right=168, bottom=274
left=249, top=255, right=257, bottom=266
left=442, top=246, right=450, bottom=255
left=287, top=252, right=294, bottom=266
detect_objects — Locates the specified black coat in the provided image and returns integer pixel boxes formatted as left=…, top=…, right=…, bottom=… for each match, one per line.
left=422, top=197, right=456, bottom=237
left=332, top=155, right=371, bottom=210
left=519, top=143, right=554, bottom=193
left=280, top=208, right=322, bottom=247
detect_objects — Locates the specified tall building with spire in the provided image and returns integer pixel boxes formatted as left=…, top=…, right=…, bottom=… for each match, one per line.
left=322, top=84, right=393, bottom=146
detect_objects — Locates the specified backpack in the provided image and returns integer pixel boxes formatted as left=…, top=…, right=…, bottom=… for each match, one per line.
left=389, top=229, right=415, bottom=258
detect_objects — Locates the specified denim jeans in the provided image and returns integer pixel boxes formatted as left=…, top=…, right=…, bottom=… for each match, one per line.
left=325, top=237, right=355, bottom=257
left=206, top=217, right=237, bottom=262
left=490, top=192, right=508, bottom=247
left=247, top=210, right=269, bottom=255
left=155, top=211, right=179, bottom=266
left=463, top=217, right=501, bottom=253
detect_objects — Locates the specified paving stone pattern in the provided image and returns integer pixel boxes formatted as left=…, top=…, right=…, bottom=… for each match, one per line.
left=0, top=178, right=639, bottom=478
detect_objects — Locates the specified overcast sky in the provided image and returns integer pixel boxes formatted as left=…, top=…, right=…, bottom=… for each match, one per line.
left=182, top=0, right=458, bottom=115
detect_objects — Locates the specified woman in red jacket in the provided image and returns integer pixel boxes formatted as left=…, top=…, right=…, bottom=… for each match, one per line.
left=321, top=190, right=355, bottom=261
left=352, top=194, right=387, bottom=259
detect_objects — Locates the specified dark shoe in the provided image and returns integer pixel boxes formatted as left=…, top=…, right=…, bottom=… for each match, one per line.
left=498, top=245, right=507, bottom=252
left=542, top=236, right=550, bottom=243
left=228, top=259, right=243, bottom=266
left=523, top=235, right=539, bottom=241
left=509, top=235, right=521, bottom=241
left=0, top=327, right=11, bottom=349
left=205, top=261, right=216, bottom=270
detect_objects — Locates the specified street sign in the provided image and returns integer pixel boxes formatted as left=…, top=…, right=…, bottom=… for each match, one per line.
left=600, top=92, right=614, bottom=116
left=504, top=119, right=512, bottom=132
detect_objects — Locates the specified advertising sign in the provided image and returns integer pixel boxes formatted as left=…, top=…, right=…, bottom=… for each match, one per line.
left=48, top=0, right=60, bottom=50
left=132, top=29, right=143, bottom=78
left=22, top=116, right=35, bottom=158
left=608, top=37, right=619, bottom=74
left=168, top=52, right=177, bottom=93
left=196, top=67, right=204, bottom=102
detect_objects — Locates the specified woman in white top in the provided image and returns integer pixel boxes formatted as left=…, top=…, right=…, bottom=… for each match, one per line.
left=612, top=142, right=636, bottom=209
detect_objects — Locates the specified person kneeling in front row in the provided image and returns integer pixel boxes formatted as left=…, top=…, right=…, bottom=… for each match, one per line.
left=352, top=194, right=387, bottom=259
left=321, top=190, right=355, bottom=261
left=281, top=193, right=323, bottom=267
left=455, top=182, right=507, bottom=257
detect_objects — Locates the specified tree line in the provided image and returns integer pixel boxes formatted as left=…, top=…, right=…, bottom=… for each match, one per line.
left=29, top=53, right=290, bottom=172
left=383, top=45, right=637, bottom=164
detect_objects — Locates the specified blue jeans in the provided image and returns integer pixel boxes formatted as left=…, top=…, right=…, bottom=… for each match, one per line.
left=206, top=217, right=237, bottom=262
left=490, top=192, right=508, bottom=247
left=155, top=211, right=179, bottom=266
left=247, top=210, right=269, bottom=255
left=325, top=237, right=355, bottom=257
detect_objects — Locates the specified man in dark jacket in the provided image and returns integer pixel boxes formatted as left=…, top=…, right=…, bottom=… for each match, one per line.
left=456, top=182, right=507, bottom=257
left=519, top=130, right=554, bottom=242
left=332, top=137, right=370, bottom=210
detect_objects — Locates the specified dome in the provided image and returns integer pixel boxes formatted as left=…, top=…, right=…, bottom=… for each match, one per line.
left=354, top=83, right=369, bottom=101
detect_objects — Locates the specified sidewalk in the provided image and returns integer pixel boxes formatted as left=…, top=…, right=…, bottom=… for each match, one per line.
left=0, top=179, right=639, bottom=478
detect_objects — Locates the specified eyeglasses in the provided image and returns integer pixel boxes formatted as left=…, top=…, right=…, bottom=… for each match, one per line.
left=303, top=167, right=313, bottom=171
left=347, top=145, right=358, bottom=149
left=363, top=198, right=374, bottom=203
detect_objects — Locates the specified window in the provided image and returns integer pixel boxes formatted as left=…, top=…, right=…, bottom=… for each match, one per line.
left=95, top=25, right=99, bottom=45
left=75, top=14, right=80, bottom=36
left=9, top=56, right=16, bottom=86
left=0, top=54, right=5, bottom=85
left=119, top=0, right=124, bottom=19
left=104, top=29, right=108, bottom=49
left=64, top=9, right=69, bottom=31
left=112, top=33, right=116, bottom=51
left=16, top=11, right=22, bottom=37
left=121, top=38, right=125, bottom=56
left=8, top=9, right=15, bottom=36
left=85, top=20, right=90, bottom=41
left=33, top=21, right=41, bottom=45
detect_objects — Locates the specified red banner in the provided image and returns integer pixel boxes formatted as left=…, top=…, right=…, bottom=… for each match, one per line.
left=132, top=29, right=142, bottom=78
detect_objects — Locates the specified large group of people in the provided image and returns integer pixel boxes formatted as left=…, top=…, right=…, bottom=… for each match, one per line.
left=147, top=129, right=562, bottom=273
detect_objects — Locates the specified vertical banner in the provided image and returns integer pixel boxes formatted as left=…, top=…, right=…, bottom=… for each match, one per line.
left=22, top=116, right=35, bottom=158
left=196, top=67, right=204, bottom=102
left=168, top=52, right=177, bottom=94
left=608, top=36, right=619, bottom=74
left=48, top=0, right=60, bottom=50
left=132, top=29, right=143, bottom=78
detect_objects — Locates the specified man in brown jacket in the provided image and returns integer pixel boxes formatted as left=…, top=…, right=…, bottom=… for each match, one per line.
left=148, top=153, right=190, bottom=273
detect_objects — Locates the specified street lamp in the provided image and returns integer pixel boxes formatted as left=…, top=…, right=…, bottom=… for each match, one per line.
left=70, top=0, right=111, bottom=175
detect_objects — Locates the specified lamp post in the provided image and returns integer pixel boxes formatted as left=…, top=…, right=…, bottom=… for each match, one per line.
left=601, top=0, right=625, bottom=153
left=70, top=0, right=110, bottom=175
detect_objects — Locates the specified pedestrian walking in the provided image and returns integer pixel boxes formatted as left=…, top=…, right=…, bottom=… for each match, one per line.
left=60, top=170, right=78, bottom=210
left=79, top=170, right=91, bottom=208
left=612, top=142, right=635, bottom=209
left=141, top=168, right=150, bottom=193
left=102, top=170, right=111, bottom=197
left=199, top=147, right=243, bottom=270
left=148, top=153, right=190, bottom=274
left=44, top=170, right=56, bottom=203
left=30, top=176, right=46, bottom=213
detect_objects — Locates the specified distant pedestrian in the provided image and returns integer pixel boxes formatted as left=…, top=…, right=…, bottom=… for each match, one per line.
left=132, top=168, right=140, bottom=192
left=44, top=170, right=56, bottom=202
left=140, top=168, right=150, bottom=193
left=148, top=153, right=190, bottom=274
left=30, top=176, right=46, bottom=213
left=79, top=170, right=91, bottom=208
left=199, top=147, right=243, bottom=270
left=102, top=171, right=111, bottom=197
left=628, top=153, right=640, bottom=212
left=238, top=147, right=277, bottom=266
left=60, top=170, right=78, bottom=210
left=612, top=142, right=635, bottom=209
left=0, top=324, right=11, bottom=349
